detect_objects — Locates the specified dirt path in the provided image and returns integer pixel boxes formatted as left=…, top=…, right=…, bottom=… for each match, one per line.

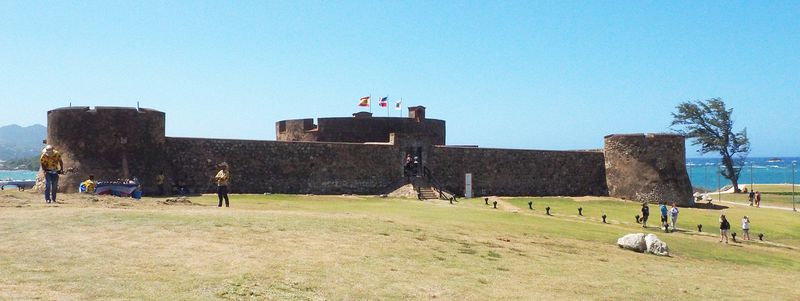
left=490, top=196, right=520, bottom=213
left=716, top=200, right=798, bottom=212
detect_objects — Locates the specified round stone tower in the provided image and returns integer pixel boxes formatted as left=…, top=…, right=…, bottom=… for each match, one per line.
left=42, top=106, right=167, bottom=193
left=276, top=106, right=446, bottom=145
left=604, top=133, right=694, bottom=206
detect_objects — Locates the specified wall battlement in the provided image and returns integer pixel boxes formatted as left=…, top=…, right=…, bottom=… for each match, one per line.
left=41, top=107, right=694, bottom=206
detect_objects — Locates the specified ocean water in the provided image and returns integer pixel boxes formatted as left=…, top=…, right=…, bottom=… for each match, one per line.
left=4, top=156, right=798, bottom=191
left=687, top=157, right=800, bottom=190
left=0, top=170, right=37, bottom=181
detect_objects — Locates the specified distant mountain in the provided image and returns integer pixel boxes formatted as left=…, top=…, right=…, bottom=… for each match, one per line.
left=0, top=124, right=47, bottom=161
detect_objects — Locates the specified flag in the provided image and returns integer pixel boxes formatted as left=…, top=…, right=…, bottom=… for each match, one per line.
left=395, top=99, right=402, bottom=110
left=379, top=96, right=388, bottom=108
left=358, top=96, right=370, bottom=107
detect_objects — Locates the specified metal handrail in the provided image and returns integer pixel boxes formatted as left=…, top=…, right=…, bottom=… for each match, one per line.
left=423, top=166, right=448, bottom=200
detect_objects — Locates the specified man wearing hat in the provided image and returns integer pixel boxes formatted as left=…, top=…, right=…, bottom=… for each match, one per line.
left=40, top=145, right=64, bottom=203
left=214, top=162, right=230, bottom=207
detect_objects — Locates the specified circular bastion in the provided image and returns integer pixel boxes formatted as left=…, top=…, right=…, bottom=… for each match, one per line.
left=42, top=106, right=168, bottom=193
left=604, top=133, right=694, bottom=206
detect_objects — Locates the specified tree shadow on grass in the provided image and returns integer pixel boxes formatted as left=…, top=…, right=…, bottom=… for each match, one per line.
left=694, top=202, right=729, bottom=210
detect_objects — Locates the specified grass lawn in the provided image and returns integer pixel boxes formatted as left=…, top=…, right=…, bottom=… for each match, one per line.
left=1, top=191, right=799, bottom=300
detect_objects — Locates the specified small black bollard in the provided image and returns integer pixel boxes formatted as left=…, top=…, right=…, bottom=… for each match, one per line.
left=492, top=201, right=497, bottom=209
left=578, top=207, right=583, bottom=216
left=635, top=215, right=640, bottom=224
left=602, top=214, right=607, bottom=223
left=697, top=224, right=703, bottom=232
left=528, top=201, right=533, bottom=210
left=758, top=233, right=764, bottom=241
left=545, top=206, right=551, bottom=215
left=731, top=232, right=737, bottom=242
left=484, top=197, right=489, bottom=205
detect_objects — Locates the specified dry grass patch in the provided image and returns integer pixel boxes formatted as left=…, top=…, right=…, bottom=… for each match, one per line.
left=0, top=190, right=799, bottom=300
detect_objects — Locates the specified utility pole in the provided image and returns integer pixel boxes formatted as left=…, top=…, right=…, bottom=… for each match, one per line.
left=750, top=162, right=754, bottom=192
left=717, top=164, right=721, bottom=202
left=793, top=161, right=796, bottom=212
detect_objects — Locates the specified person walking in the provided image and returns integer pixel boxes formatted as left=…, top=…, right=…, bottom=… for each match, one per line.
left=719, top=214, right=731, bottom=243
left=755, top=191, right=761, bottom=207
left=215, top=162, right=230, bottom=207
left=659, top=202, right=669, bottom=231
left=748, top=190, right=755, bottom=206
left=670, top=203, right=679, bottom=230
left=742, top=216, right=751, bottom=240
left=641, top=202, right=650, bottom=228
left=40, top=145, right=63, bottom=204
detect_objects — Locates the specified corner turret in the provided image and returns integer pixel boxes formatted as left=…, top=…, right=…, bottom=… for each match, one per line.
left=604, top=133, right=694, bottom=206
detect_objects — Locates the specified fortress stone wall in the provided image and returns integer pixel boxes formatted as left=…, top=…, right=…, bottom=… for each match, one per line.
left=42, top=106, right=695, bottom=206
left=165, top=138, right=402, bottom=194
left=427, top=147, right=608, bottom=197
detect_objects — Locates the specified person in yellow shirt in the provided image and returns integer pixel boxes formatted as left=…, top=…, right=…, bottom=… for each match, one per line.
left=155, top=171, right=166, bottom=196
left=40, top=145, right=64, bottom=204
left=81, top=175, right=96, bottom=194
left=214, top=162, right=230, bottom=207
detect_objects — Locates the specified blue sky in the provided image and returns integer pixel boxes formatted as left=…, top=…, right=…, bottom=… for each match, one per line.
left=1, top=1, right=797, bottom=156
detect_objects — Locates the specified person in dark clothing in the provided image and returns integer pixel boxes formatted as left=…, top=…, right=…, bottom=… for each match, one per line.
left=641, top=202, right=650, bottom=228
left=403, top=153, right=413, bottom=177
left=719, top=214, right=731, bottom=243
left=748, top=190, right=755, bottom=206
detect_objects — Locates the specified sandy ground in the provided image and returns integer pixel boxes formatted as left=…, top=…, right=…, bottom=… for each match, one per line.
left=0, top=190, right=194, bottom=209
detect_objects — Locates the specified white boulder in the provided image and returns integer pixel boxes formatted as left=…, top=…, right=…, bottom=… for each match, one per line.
left=617, top=233, right=647, bottom=252
left=645, top=234, right=670, bottom=256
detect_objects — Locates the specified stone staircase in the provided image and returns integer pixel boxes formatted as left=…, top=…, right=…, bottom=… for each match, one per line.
left=408, top=167, right=457, bottom=201
left=417, top=185, right=440, bottom=200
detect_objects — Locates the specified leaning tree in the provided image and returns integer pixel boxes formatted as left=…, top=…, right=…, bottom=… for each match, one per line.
left=671, top=98, right=750, bottom=193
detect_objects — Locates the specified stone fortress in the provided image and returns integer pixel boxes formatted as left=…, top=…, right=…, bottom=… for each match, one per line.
left=42, top=106, right=694, bottom=206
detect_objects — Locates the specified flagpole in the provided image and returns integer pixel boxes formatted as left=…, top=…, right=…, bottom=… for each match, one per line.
left=369, top=94, right=372, bottom=113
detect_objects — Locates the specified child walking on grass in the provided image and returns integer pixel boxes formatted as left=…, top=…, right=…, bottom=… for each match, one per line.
left=742, top=216, right=751, bottom=240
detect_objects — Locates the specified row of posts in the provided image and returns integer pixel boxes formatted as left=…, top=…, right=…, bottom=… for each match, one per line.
left=483, top=198, right=607, bottom=223
left=479, top=197, right=769, bottom=241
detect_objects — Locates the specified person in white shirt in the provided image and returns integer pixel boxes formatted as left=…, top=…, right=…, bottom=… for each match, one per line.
left=742, top=216, right=751, bottom=240
left=669, top=203, right=679, bottom=230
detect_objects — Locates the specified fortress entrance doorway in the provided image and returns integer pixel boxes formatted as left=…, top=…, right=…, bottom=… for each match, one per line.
left=404, top=147, right=423, bottom=177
